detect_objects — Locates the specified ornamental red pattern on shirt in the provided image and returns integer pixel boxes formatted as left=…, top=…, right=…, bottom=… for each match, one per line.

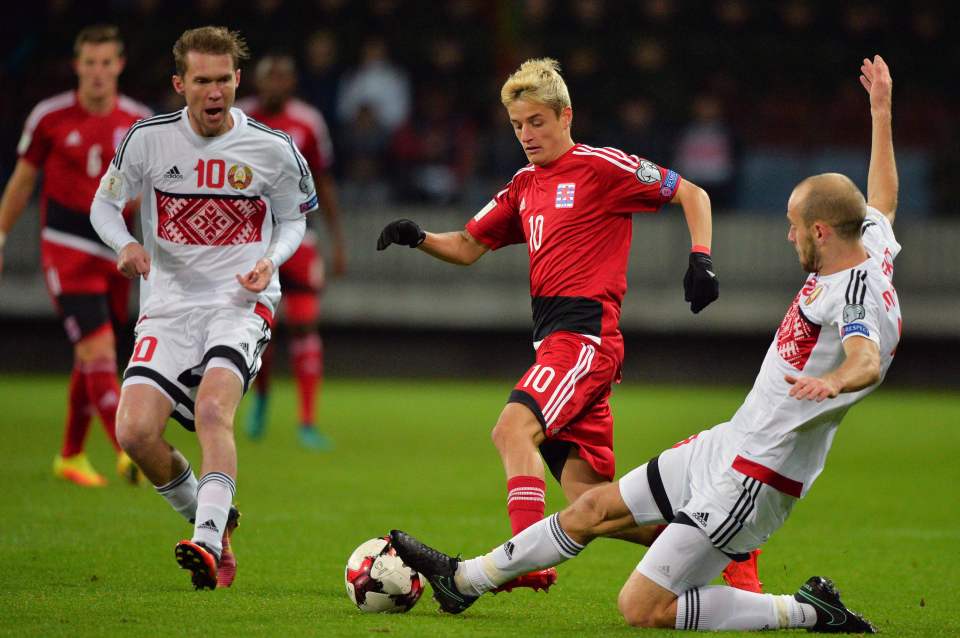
left=466, top=143, right=682, bottom=350
left=18, top=91, right=151, bottom=218
left=238, top=97, right=332, bottom=176
left=155, top=191, right=267, bottom=245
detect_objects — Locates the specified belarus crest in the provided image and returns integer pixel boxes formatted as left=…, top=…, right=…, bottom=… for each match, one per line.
left=228, top=164, right=254, bottom=189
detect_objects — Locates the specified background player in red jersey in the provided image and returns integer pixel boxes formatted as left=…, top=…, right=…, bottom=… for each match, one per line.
left=0, top=25, right=150, bottom=487
left=377, top=58, right=759, bottom=593
left=237, top=54, right=346, bottom=450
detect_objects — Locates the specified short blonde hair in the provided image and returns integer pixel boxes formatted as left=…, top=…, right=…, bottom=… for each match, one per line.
left=500, top=58, right=571, bottom=115
left=74, top=24, right=124, bottom=58
left=173, top=26, right=250, bottom=76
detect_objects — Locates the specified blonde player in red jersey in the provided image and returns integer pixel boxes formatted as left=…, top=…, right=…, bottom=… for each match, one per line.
left=0, top=25, right=150, bottom=487
left=378, top=58, right=757, bottom=593
left=237, top=54, right=346, bottom=450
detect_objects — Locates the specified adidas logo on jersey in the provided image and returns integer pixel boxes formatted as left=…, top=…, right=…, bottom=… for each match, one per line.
left=65, top=130, right=82, bottom=147
left=691, top=512, right=710, bottom=527
left=238, top=342, right=249, bottom=354
left=502, top=541, right=515, bottom=560
left=198, top=519, right=219, bottom=532
left=163, top=165, right=184, bottom=180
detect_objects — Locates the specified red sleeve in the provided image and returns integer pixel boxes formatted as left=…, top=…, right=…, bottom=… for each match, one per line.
left=17, top=111, right=52, bottom=169
left=593, top=150, right=682, bottom=214
left=465, top=181, right=525, bottom=250
left=301, top=128, right=326, bottom=177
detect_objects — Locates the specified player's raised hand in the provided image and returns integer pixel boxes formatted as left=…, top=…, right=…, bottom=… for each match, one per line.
left=377, top=219, right=425, bottom=250
left=684, top=251, right=719, bottom=313
left=117, top=242, right=151, bottom=280
left=859, top=54, right=892, bottom=114
left=784, top=374, right=840, bottom=402
left=237, top=258, right=275, bottom=292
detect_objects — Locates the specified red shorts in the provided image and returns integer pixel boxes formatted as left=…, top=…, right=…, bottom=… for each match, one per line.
left=278, top=234, right=324, bottom=325
left=41, top=239, right=130, bottom=343
left=508, top=331, right=622, bottom=481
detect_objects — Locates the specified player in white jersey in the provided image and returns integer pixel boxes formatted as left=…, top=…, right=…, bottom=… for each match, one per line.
left=90, top=27, right=316, bottom=590
left=388, top=56, right=897, bottom=634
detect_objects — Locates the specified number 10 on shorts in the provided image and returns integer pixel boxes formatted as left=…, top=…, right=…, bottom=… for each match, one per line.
left=522, top=364, right=555, bottom=393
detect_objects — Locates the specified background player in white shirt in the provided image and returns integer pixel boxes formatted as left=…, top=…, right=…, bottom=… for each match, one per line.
left=389, top=56, right=898, bottom=634
left=90, top=27, right=315, bottom=590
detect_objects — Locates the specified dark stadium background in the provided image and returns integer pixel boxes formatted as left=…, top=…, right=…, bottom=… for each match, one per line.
left=1, top=0, right=957, bottom=387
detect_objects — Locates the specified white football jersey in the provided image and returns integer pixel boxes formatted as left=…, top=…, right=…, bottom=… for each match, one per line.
left=714, top=207, right=902, bottom=498
left=95, top=107, right=318, bottom=318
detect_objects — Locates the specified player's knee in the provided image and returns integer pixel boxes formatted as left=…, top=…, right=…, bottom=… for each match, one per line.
left=116, top=416, right=157, bottom=455
left=617, top=587, right=660, bottom=628
left=194, top=396, right=233, bottom=432
left=567, top=487, right=610, bottom=531
left=490, top=411, right=539, bottom=452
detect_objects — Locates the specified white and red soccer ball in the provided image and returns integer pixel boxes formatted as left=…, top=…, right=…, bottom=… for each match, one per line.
left=345, top=536, right=424, bottom=613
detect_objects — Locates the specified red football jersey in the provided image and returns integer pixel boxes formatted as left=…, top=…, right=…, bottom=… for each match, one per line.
left=18, top=91, right=151, bottom=216
left=238, top=97, right=333, bottom=177
left=466, top=143, right=682, bottom=348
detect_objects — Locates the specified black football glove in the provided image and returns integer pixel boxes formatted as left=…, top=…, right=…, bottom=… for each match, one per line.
left=377, top=219, right=426, bottom=250
left=684, top=251, right=719, bottom=314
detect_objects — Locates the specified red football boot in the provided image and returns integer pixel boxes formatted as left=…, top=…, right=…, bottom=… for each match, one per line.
left=492, top=568, right=558, bottom=593
left=216, top=507, right=240, bottom=588
left=175, top=540, right=218, bottom=590
left=722, top=549, right=763, bottom=593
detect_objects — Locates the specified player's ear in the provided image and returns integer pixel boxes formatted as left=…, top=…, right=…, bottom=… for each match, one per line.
left=172, top=74, right=185, bottom=95
left=234, top=68, right=241, bottom=89
left=561, top=106, right=573, bottom=130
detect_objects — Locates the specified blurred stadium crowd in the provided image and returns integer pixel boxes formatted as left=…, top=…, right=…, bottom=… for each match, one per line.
left=2, top=0, right=956, bottom=213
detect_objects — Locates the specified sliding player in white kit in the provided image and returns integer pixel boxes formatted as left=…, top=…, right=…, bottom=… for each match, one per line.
left=390, top=56, right=898, bottom=633
left=90, top=27, right=315, bottom=590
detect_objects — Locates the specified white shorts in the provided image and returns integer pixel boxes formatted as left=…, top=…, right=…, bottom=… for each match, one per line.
left=619, top=426, right=797, bottom=590
left=122, top=305, right=272, bottom=430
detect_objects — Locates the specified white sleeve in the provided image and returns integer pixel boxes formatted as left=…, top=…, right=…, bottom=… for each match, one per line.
left=264, top=215, right=306, bottom=268
left=90, top=126, right=147, bottom=253
left=861, top=206, right=900, bottom=261
left=268, top=136, right=319, bottom=221
left=90, top=195, right=137, bottom=253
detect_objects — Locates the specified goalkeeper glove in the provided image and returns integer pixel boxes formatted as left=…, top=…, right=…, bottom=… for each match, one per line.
left=377, top=219, right=426, bottom=250
left=684, top=250, right=719, bottom=314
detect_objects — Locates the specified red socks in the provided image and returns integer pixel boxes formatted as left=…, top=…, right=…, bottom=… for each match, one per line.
left=82, top=358, right=122, bottom=452
left=506, top=475, right=546, bottom=534
left=291, top=333, right=322, bottom=425
left=60, top=365, right=92, bottom=457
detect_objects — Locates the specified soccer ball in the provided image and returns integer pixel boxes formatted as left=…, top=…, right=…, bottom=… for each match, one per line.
left=344, top=536, right=425, bottom=613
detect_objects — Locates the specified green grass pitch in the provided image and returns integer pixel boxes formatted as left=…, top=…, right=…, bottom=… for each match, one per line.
left=1, top=375, right=958, bottom=637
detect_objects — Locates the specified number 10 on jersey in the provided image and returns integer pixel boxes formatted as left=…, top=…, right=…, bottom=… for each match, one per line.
left=195, top=159, right=226, bottom=188
left=528, top=215, right=544, bottom=252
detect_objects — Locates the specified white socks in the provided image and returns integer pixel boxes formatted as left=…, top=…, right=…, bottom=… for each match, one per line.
left=454, top=513, right=584, bottom=596
left=675, top=586, right=817, bottom=631
left=191, top=472, right=236, bottom=559
left=155, top=464, right=198, bottom=523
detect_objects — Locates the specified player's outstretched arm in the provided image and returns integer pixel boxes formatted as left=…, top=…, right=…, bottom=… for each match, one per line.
left=0, top=159, right=39, bottom=278
left=671, top=179, right=718, bottom=313
left=860, top=54, right=897, bottom=224
left=784, top=336, right=881, bottom=401
left=377, top=219, right=488, bottom=265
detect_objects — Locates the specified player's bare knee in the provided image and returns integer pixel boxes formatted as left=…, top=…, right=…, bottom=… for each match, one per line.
left=617, top=588, right=661, bottom=628
left=194, top=396, right=233, bottom=433
left=115, top=416, right=158, bottom=455
left=564, top=488, right=609, bottom=535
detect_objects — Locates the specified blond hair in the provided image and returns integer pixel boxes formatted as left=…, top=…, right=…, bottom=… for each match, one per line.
left=173, top=26, right=250, bottom=76
left=795, top=173, right=867, bottom=240
left=74, top=24, right=124, bottom=58
left=500, top=57, right=571, bottom=115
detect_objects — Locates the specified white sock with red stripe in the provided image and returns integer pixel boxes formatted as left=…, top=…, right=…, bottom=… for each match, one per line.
left=675, top=587, right=817, bottom=630
left=455, top=513, right=583, bottom=596
left=506, top=475, right=546, bottom=534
